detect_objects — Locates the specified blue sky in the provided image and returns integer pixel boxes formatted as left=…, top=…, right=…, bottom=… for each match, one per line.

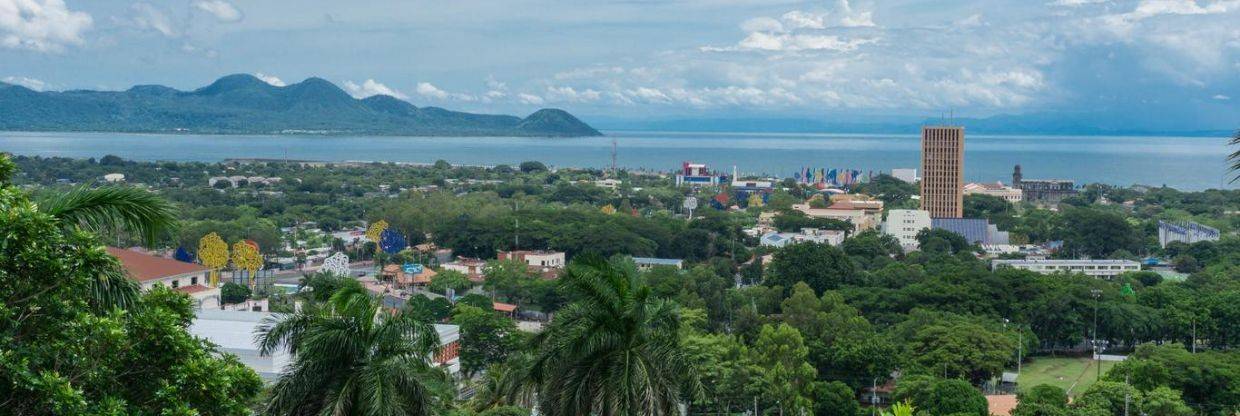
left=1, top=0, right=1237, bottom=129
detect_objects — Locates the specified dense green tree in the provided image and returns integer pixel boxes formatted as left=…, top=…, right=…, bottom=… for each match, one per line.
left=452, top=304, right=520, bottom=377
left=916, top=228, right=972, bottom=255
left=531, top=256, right=701, bottom=416
left=894, top=377, right=987, bottom=416
left=812, top=381, right=860, bottom=416
left=1060, top=207, right=1142, bottom=258
left=766, top=242, right=858, bottom=294
left=752, top=323, right=817, bottom=415
left=430, top=269, right=474, bottom=295
left=0, top=155, right=260, bottom=414
left=1012, top=385, right=1069, bottom=416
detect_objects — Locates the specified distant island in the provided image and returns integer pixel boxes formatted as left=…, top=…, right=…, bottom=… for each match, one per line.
left=0, top=74, right=601, bottom=137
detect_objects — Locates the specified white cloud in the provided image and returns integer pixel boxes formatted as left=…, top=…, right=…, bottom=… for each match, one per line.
left=343, top=79, right=407, bottom=99
left=416, top=82, right=476, bottom=101
left=517, top=93, right=545, bottom=105
left=1049, top=0, right=1109, bottom=6
left=1214, top=94, right=1231, bottom=100
left=740, top=17, right=783, bottom=33
left=129, top=3, right=178, bottom=37
left=0, top=0, right=93, bottom=52
left=255, top=73, right=285, bottom=87
left=2, top=75, right=46, bottom=90
left=545, top=86, right=602, bottom=102
left=192, top=0, right=242, bottom=23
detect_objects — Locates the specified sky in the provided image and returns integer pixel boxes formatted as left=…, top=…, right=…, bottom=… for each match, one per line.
left=1, top=0, right=1238, bottom=130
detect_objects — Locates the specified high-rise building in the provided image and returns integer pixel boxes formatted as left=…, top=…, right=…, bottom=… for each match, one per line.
left=920, top=126, right=964, bottom=218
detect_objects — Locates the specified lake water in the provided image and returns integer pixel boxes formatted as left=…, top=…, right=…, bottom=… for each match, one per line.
left=0, top=130, right=1234, bottom=190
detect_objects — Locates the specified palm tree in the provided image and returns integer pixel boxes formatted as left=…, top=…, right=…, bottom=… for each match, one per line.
left=531, top=256, right=702, bottom=416
left=38, top=185, right=179, bottom=245
left=255, top=289, right=449, bottom=416
left=1229, top=129, right=1240, bottom=183
left=470, top=353, right=538, bottom=412
left=2, top=155, right=179, bottom=310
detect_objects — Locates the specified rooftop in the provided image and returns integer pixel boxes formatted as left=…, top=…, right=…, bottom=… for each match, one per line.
left=107, top=247, right=209, bottom=282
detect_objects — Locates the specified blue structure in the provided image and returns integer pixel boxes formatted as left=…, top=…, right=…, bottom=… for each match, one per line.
left=173, top=246, right=195, bottom=263
left=379, top=229, right=408, bottom=254
left=931, top=218, right=1009, bottom=245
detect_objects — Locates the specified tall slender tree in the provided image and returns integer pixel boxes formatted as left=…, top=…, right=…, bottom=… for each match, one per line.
left=1229, top=129, right=1240, bottom=182
left=256, top=289, right=449, bottom=415
left=532, top=255, right=702, bottom=416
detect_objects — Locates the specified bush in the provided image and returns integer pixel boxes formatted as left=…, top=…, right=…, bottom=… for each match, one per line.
left=220, top=282, right=251, bottom=304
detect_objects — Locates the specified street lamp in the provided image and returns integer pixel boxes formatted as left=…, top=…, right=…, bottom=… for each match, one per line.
left=1091, top=288, right=1102, bottom=381
left=1005, top=318, right=1023, bottom=377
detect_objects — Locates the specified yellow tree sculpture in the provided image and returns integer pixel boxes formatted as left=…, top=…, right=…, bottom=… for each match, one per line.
left=232, top=241, right=263, bottom=289
left=198, top=233, right=229, bottom=287
left=366, top=220, right=389, bottom=255
left=747, top=193, right=765, bottom=208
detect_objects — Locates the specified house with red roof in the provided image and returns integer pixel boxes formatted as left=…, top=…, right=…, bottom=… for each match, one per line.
left=107, top=247, right=218, bottom=304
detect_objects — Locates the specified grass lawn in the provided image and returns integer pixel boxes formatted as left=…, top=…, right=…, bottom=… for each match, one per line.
left=1017, top=357, right=1118, bottom=396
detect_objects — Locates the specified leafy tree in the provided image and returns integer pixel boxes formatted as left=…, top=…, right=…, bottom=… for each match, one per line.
left=452, top=304, right=519, bottom=377
left=1060, top=207, right=1141, bottom=258
left=519, top=161, right=547, bottom=173
left=220, top=281, right=252, bottom=304
left=0, top=155, right=260, bottom=414
left=256, top=290, right=450, bottom=415
left=766, top=242, right=858, bottom=294
left=531, top=256, right=702, bottom=416
left=1012, top=384, right=1069, bottom=416
left=752, top=323, right=817, bottom=415
left=431, top=269, right=473, bottom=295
left=894, top=377, right=986, bottom=416
left=906, top=318, right=1017, bottom=383
left=812, top=381, right=860, bottom=416
left=916, top=228, right=972, bottom=255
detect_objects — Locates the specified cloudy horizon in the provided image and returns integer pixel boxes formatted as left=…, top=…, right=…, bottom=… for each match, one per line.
left=1, top=0, right=1237, bottom=130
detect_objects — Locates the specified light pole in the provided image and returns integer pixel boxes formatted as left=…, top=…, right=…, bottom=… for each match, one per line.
left=1091, top=288, right=1102, bottom=381
left=1005, top=318, right=1023, bottom=377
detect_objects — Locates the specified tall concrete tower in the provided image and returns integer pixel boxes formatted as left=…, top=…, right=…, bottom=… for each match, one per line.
left=920, top=126, right=964, bottom=218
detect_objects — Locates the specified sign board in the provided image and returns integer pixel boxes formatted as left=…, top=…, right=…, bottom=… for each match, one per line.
left=682, top=196, right=698, bottom=210
left=402, top=263, right=423, bottom=274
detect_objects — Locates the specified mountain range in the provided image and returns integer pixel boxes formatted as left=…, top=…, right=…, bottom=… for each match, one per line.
left=0, top=74, right=601, bottom=137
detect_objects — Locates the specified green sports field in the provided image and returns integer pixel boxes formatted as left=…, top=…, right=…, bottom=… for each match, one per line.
left=1016, top=357, right=1118, bottom=396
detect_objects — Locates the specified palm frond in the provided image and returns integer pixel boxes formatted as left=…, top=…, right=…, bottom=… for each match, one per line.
left=38, top=186, right=179, bottom=245
left=1229, top=130, right=1240, bottom=183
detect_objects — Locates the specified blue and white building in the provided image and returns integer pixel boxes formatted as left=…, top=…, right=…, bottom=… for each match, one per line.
left=1158, top=220, right=1220, bottom=248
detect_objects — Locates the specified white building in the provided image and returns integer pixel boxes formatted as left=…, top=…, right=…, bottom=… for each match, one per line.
left=103, top=173, right=125, bottom=182
left=891, top=168, right=918, bottom=183
left=632, top=257, right=685, bottom=271
left=190, top=310, right=462, bottom=379
left=190, top=310, right=291, bottom=380
left=760, top=228, right=846, bottom=248
left=990, top=259, right=1141, bottom=279
left=882, top=209, right=932, bottom=251
left=964, top=182, right=1023, bottom=203
left=1158, top=220, right=1220, bottom=248
left=595, top=178, right=622, bottom=190
left=498, top=250, right=566, bottom=268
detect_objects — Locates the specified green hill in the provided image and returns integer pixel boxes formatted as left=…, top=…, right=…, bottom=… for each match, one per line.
left=0, top=74, right=601, bottom=137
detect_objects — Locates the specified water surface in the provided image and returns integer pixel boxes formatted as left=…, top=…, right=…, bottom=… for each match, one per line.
left=0, top=130, right=1232, bottom=190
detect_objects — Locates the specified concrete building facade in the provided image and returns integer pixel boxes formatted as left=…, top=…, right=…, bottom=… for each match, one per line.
left=990, top=259, right=1140, bottom=279
left=882, top=209, right=932, bottom=250
left=920, top=126, right=965, bottom=218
